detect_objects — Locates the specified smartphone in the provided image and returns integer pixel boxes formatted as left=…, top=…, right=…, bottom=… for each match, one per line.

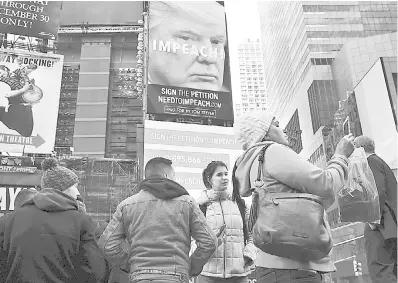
left=343, top=116, right=351, bottom=135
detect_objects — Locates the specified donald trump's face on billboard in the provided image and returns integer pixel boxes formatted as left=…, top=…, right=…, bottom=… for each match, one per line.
left=148, top=1, right=227, bottom=91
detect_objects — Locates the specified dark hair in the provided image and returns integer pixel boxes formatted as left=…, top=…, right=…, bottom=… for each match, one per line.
left=144, top=157, right=173, bottom=178
left=202, top=161, right=228, bottom=189
left=202, top=160, right=249, bottom=245
left=232, top=162, right=249, bottom=245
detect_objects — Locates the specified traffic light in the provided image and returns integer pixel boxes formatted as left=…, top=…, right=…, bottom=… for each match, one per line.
left=353, top=259, right=363, bottom=276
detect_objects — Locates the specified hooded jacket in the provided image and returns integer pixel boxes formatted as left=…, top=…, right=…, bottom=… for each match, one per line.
left=0, top=188, right=108, bottom=283
left=98, top=177, right=217, bottom=282
left=197, top=189, right=256, bottom=278
left=234, top=142, right=349, bottom=272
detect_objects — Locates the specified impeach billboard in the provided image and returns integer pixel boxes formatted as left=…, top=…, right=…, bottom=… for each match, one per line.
left=0, top=49, right=63, bottom=154
left=147, top=1, right=233, bottom=122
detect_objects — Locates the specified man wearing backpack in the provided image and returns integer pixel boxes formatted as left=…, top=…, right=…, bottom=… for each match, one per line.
left=355, top=136, right=397, bottom=282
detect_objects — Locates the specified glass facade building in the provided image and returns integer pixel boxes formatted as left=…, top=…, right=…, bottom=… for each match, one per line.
left=259, top=1, right=397, bottom=120
left=235, top=38, right=268, bottom=116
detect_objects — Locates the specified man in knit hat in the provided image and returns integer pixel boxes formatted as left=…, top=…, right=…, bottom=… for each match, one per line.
left=0, top=157, right=109, bottom=283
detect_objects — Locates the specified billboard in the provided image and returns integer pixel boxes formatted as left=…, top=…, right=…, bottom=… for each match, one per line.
left=0, top=1, right=62, bottom=39
left=0, top=186, right=37, bottom=216
left=144, top=120, right=242, bottom=200
left=354, top=58, right=398, bottom=170
left=147, top=1, right=233, bottom=122
left=0, top=49, right=63, bottom=154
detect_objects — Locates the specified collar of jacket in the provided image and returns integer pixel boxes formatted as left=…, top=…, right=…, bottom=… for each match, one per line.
left=140, top=177, right=189, bottom=199
left=197, top=189, right=231, bottom=205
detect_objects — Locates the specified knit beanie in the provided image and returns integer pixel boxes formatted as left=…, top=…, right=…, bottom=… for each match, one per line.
left=235, top=111, right=275, bottom=150
left=41, top=158, right=79, bottom=191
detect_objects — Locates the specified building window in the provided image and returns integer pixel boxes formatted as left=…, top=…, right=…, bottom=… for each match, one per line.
left=285, top=109, right=303, bottom=154
left=310, top=58, right=334, bottom=65
left=308, top=86, right=321, bottom=134
left=308, top=145, right=325, bottom=165
left=308, top=80, right=338, bottom=134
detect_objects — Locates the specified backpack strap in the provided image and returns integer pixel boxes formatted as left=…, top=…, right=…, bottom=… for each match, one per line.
left=199, top=204, right=207, bottom=217
left=248, top=143, right=273, bottom=232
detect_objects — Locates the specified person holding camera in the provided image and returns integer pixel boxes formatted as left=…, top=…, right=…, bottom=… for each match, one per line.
left=232, top=111, right=354, bottom=283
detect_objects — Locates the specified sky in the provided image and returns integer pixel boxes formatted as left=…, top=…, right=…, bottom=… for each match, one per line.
left=225, top=1, right=261, bottom=39
left=224, top=1, right=262, bottom=105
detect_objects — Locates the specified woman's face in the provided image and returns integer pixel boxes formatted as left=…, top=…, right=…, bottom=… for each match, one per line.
left=266, top=119, right=290, bottom=146
left=210, top=166, right=229, bottom=191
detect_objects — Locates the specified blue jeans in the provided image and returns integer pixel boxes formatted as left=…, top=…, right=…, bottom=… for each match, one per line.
left=197, top=275, right=249, bottom=283
left=256, top=267, right=322, bottom=283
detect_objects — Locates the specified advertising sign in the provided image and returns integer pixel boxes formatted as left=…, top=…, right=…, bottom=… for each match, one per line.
left=147, top=1, right=233, bottom=122
left=144, top=120, right=242, bottom=199
left=355, top=58, right=398, bottom=170
left=0, top=49, right=64, bottom=154
left=0, top=1, right=62, bottom=39
left=0, top=186, right=36, bottom=216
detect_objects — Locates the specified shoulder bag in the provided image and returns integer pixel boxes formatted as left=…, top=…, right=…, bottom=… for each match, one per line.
left=248, top=144, right=333, bottom=262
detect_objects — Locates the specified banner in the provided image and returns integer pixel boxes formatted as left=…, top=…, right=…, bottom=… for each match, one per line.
left=147, top=1, right=233, bottom=122
left=0, top=186, right=36, bottom=216
left=0, top=1, right=62, bottom=39
left=355, top=58, right=398, bottom=170
left=0, top=49, right=63, bottom=153
left=144, top=120, right=242, bottom=199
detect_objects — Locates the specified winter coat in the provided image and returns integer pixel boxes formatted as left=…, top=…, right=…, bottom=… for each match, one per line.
left=197, top=189, right=256, bottom=278
left=367, top=154, right=397, bottom=239
left=234, top=142, right=350, bottom=273
left=98, top=177, right=217, bottom=282
left=0, top=188, right=108, bottom=283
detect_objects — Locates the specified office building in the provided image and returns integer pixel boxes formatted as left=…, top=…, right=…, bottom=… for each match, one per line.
left=53, top=1, right=144, bottom=161
left=258, top=1, right=397, bottom=159
left=235, top=38, right=267, bottom=116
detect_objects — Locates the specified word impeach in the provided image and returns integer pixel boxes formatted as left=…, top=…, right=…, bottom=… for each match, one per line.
left=0, top=186, right=34, bottom=212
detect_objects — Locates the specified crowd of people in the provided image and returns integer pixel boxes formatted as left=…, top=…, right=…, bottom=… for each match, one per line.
left=0, top=111, right=396, bottom=283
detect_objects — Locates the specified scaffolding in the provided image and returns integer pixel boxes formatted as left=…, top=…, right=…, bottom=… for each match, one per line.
left=62, top=156, right=140, bottom=222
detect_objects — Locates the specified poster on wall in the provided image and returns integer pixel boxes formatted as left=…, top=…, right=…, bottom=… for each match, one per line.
left=144, top=120, right=242, bottom=200
left=0, top=186, right=37, bottom=216
left=0, top=49, right=63, bottom=154
left=147, top=1, right=234, bottom=122
left=355, top=58, right=398, bottom=170
left=0, top=1, right=62, bottom=39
